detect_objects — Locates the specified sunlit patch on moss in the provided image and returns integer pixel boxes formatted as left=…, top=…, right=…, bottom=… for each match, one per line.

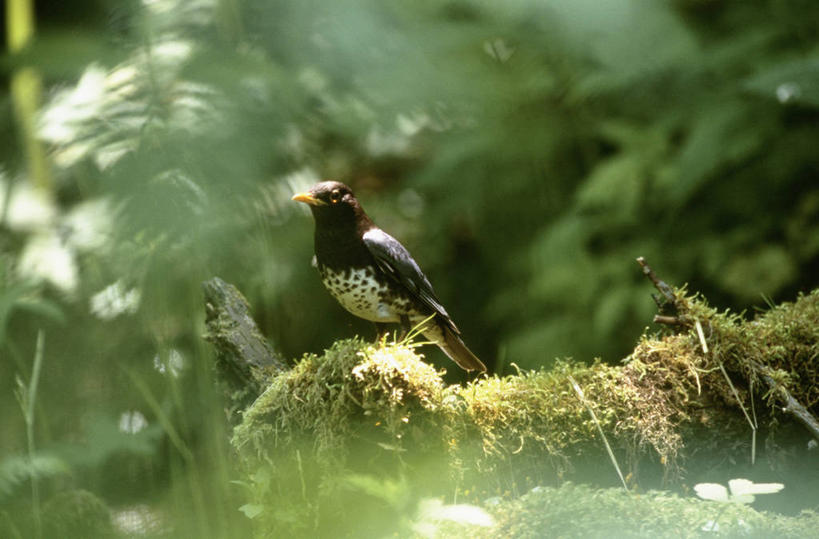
left=351, top=341, right=445, bottom=412
left=231, top=338, right=446, bottom=466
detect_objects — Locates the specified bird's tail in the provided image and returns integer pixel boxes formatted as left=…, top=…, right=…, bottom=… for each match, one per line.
left=438, top=324, right=487, bottom=373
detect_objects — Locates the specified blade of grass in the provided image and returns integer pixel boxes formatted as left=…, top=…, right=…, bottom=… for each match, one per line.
left=397, top=313, right=436, bottom=347
left=122, top=365, right=213, bottom=536
left=121, top=365, right=194, bottom=464
left=696, top=320, right=756, bottom=464
left=15, top=330, right=45, bottom=539
left=568, top=374, right=628, bottom=491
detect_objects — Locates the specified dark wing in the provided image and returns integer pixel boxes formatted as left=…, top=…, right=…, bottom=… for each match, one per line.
left=362, top=228, right=458, bottom=332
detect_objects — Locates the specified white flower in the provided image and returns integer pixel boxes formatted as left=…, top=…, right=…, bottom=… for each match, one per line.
left=412, top=498, right=494, bottom=538
left=18, top=232, right=78, bottom=294
left=694, top=478, right=784, bottom=504
left=64, top=198, right=114, bottom=252
left=112, top=504, right=165, bottom=535
left=0, top=179, right=56, bottom=231
left=153, top=349, right=185, bottom=377
left=39, top=65, right=107, bottom=146
left=119, top=410, right=148, bottom=434
left=90, top=281, right=141, bottom=320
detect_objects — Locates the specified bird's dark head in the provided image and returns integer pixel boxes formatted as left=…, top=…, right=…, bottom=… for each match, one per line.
left=292, top=181, right=371, bottom=231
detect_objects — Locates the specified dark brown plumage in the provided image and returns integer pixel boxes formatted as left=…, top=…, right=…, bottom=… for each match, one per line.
left=292, top=181, right=486, bottom=372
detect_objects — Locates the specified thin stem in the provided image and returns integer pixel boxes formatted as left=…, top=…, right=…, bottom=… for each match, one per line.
left=568, top=375, right=628, bottom=491
left=7, top=0, right=52, bottom=192
left=697, top=320, right=756, bottom=465
left=123, top=366, right=195, bottom=464
left=26, top=330, right=45, bottom=539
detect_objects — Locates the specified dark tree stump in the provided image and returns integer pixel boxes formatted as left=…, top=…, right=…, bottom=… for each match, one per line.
left=202, top=277, right=288, bottom=418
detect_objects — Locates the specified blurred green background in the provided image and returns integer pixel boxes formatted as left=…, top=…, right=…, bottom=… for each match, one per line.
left=1, top=0, right=818, bottom=536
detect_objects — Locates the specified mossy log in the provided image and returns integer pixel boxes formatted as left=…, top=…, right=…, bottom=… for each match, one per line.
left=203, top=273, right=819, bottom=537
left=231, top=288, right=819, bottom=470
left=202, top=277, right=287, bottom=418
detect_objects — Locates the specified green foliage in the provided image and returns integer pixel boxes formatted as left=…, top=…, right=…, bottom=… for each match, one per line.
left=0, top=454, right=68, bottom=502
left=41, top=489, right=115, bottom=539
left=7, top=0, right=817, bottom=371
left=2, top=0, right=818, bottom=536
left=54, top=412, right=164, bottom=468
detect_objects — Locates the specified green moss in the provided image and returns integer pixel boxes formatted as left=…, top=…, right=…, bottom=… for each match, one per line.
left=230, top=289, right=819, bottom=536
left=440, top=483, right=819, bottom=539
left=231, top=338, right=453, bottom=537
left=231, top=338, right=703, bottom=536
left=232, top=338, right=446, bottom=464
left=448, top=361, right=646, bottom=482
left=628, top=288, right=819, bottom=433
left=42, top=489, right=115, bottom=539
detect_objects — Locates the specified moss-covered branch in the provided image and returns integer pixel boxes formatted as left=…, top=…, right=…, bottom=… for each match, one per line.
left=751, top=359, right=819, bottom=442
left=636, top=258, right=819, bottom=443
left=202, top=277, right=287, bottom=418
left=208, top=275, right=819, bottom=537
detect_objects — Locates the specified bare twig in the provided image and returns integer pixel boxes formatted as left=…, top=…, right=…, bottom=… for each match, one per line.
left=637, top=257, right=691, bottom=328
left=636, top=257, right=675, bottom=304
left=653, top=315, right=684, bottom=326
left=749, top=360, right=819, bottom=443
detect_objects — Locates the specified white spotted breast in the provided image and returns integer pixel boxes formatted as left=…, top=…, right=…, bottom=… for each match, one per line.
left=318, top=265, right=414, bottom=322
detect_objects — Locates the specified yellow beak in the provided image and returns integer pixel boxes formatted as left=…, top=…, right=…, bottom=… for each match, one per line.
left=291, top=192, right=326, bottom=206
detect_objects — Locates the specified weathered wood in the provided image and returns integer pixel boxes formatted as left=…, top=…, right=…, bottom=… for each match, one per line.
left=202, top=277, right=287, bottom=413
left=751, top=360, right=819, bottom=443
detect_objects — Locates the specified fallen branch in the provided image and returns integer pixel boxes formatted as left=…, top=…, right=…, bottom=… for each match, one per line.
left=202, top=277, right=288, bottom=417
left=750, top=360, right=819, bottom=443
left=652, top=315, right=686, bottom=326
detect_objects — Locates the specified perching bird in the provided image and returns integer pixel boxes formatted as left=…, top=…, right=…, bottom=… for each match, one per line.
left=292, top=181, right=486, bottom=372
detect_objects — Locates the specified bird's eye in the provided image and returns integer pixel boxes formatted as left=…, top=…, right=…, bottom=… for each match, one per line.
left=330, top=189, right=341, bottom=203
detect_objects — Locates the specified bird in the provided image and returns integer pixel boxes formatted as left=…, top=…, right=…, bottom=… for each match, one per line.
left=292, top=181, right=486, bottom=372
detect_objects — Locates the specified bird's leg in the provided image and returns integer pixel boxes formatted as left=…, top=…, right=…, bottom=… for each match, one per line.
left=397, top=314, right=412, bottom=341
left=374, top=322, right=391, bottom=343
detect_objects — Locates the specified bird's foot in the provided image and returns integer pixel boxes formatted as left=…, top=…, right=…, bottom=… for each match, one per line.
left=374, top=322, right=391, bottom=344
left=374, top=316, right=412, bottom=344
left=396, top=315, right=411, bottom=341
